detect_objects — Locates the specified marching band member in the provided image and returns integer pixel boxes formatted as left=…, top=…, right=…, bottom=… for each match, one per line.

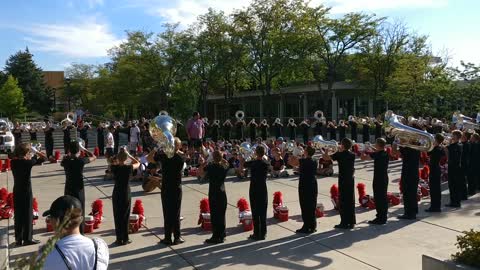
left=361, top=138, right=389, bottom=224
left=13, top=122, right=22, bottom=146
left=63, top=124, right=74, bottom=154
left=43, top=121, right=55, bottom=158
left=242, top=146, right=269, bottom=240
left=11, top=143, right=46, bottom=246
left=210, top=120, right=220, bottom=143
left=235, top=118, right=246, bottom=141
left=374, top=117, right=383, bottom=139
left=393, top=142, right=420, bottom=220
left=461, top=131, right=473, bottom=198
left=299, top=119, right=310, bottom=144
left=79, top=122, right=90, bottom=149
left=111, top=147, right=140, bottom=245
left=324, top=138, right=356, bottom=229
left=29, top=126, right=37, bottom=143
left=113, top=124, right=121, bottom=155
left=287, top=119, right=296, bottom=141
left=314, top=118, right=323, bottom=137
left=470, top=133, right=480, bottom=193
left=248, top=119, right=258, bottom=143
left=328, top=121, right=337, bottom=141
left=61, top=141, right=97, bottom=234
left=338, top=120, right=347, bottom=141
left=445, top=130, right=463, bottom=208
left=288, top=146, right=318, bottom=233
left=362, top=119, right=370, bottom=143
left=223, top=119, right=233, bottom=141
left=97, top=124, right=105, bottom=156
left=426, top=134, right=446, bottom=212
left=148, top=138, right=186, bottom=245
left=260, top=120, right=269, bottom=141
left=272, top=118, right=283, bottom=139
left=349, top=117, right=358, bottom=142
left=199, top=150, right=229, bottom=244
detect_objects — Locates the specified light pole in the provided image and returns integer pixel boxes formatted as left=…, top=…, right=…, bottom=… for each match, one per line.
left=201, top=80, right=208, bottom=116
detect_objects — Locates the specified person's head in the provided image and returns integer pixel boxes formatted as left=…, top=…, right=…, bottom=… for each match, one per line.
left=174, top=137, right=182, bottom=150
left=15, top=121, right=19, bottom=127
left=434, top=133, right=445, bottom=146
left=42, top=195, right=83, bottom=234
left=255, top=145, right=265, bottom=158
left=117, top=150, right=128, bottom=164
left=462, top=130, right=473, bottom=142
left=193, top=112, right=200, bottom=120
left=451, top=130, right=462, bottom=143
left=305, top=146, right=315, bottom=158
left=375, top=138, right=386, bottom=151
left=147, top=163, right=157, bottom=174
left=340, top=138, right=353, bottom=152
left=69, top=141, right=80, bottom=155
left=471, top=133, right=480, bottom=143
left=13, top=143, right=31, bottom=159
left=128, top=120, right=132, bottom=126
left=212, top=150, right=223, bottom=164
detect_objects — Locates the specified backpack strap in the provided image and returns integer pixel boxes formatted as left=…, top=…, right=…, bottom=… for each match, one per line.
left=54, top=243, right=73, bottom=270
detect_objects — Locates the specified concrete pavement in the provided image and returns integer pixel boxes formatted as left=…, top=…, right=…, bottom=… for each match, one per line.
left=1, top=157, right=479, bottom=269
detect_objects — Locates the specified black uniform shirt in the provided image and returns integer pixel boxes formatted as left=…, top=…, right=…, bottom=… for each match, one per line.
left=447, top=142, right=462, bottom=170
left=61, top=156, right=90, bottom=193
left=205, top=163, right=227, bottom=195
left=244, top=159, right=269, bottom=192
left=428, top=146, right=445, bottom=170
left=44, top=127, right=54, bottom=141
left=154, top=152, right=184, bottom=191
left=370, top=150, right=389, bottom=180
left=298, top=158, right=317, bottom=187
left=332, top=151, right=355, bottom=180
left=111, top=165, right=132, bottom=193
left=11, top=157, right=38, bottom=191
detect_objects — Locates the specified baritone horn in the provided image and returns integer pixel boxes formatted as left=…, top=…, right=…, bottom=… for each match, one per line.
left=453, top=111, right=479, bottom=130
left=149, top=114, right=177, bottom=158
left=312, top=135, right=338, bottom=154
left=235, top=110, right=245, bottom=121
left=384, top=110, right=434, bottom=152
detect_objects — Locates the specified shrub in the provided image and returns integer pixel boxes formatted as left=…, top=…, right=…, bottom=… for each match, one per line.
left=452, top=229, right=480, bottom=268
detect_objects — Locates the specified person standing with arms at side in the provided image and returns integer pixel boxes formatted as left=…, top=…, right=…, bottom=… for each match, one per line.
left=44, top=121, right=55, bottom=159
left=324, top=138, right=356, bottom=229
left=62, top=124, right=73, bottom=155
left=148, top=138, right=185, bottom=245
left=198, top=150, right=229, bottom=244
left=97, top=124, right=105, bottom=156
left=187, top=112, right=205, bottom=149
left=111, top=148, right=140, bottom=245
left=361, top=138, right=389, bottom=224
left=392, top=143, right=420, bottom=219
left=105, top=126, right=115, bottom=158
left=445, top=130, right=463, bottom=208
left=62, top=141, right=97, bottom=234
left=129, top=122, right=141, bottom=156
left=288, top=146, right=318, bottom=233
left=242, top=146, right=269, bottom=240
left=113, top=123, right=121, bottom=155
left=426, top=134, right=446, bottom=212
left=11, top=143, right=47, bottom=246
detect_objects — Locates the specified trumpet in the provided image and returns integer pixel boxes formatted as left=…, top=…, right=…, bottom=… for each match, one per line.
left=312, top=135, right=338, bottom=154
left=235, top=110, right=245, bottom=121
left=348, top=115, right=355, bottom=122
left=384, top=110, right=435, bottom=152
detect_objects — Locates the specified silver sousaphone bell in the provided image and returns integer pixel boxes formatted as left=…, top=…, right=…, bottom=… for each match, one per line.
left=149, top=113, right=177, bottom=158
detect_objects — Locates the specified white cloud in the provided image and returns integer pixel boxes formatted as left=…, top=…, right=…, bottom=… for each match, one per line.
left=17, top=20, right=123, bottom=58
left=318, top=0, right=448, bottom=14
left=87, top=0, right=104, bottom=9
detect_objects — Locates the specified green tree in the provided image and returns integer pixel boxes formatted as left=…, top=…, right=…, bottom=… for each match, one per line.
left=4, top=48, right=51, bottom=114
left=0, top=75, right=26, bottom=118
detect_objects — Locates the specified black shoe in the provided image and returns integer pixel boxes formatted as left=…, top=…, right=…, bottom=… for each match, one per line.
left=160, top=239, right=173, bottom=246
left=205, top=238, right=223, bottom=244
left=425, top=208, right=441, bottom=213
left=397, top=214, right=416, bottom=220
left=122, top=239, right=132, bottom=245
left=368, top=219, right=386, bottom=225
left=445, top=203, right=461, bottom=208
left=22, top=239, right=40, bottom=246
left=296, top=228, right=309, bottom=234
left=248, top=234, right=260, bottom=241
left=334, top=224, right=354, bottom=229
left=173, top=237, right=185, bottom=245
left=259, top=235, right=266, bottom=240
left=14, top=241, right=22, bottom=247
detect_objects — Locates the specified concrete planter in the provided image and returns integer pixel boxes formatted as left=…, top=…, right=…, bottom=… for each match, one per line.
left=422, top=255, right=478, bottom=270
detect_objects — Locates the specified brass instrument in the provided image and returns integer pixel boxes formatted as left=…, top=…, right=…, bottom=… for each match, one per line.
left=261, top=119, right=268, bottom=125
left=235, top=110, right=245, bottom=121
left=453, top=111, right=479, bottom=130
left=314, top=110, right=326, bottom=124
left=384, top=110, right=435, bottom=152
left=348, top=115, right=355, bottom=122
left=60, top=113, right=75, bottom=128
left=159, top=110, right=169, bottom=116
left=203, top=117, right=209, bottom=125
left=213, top=120, right=220, bottom=126
left=239, top=142, right=254, bottom=161
left=149, top=114, right=177, bottom=158
left=312, top=135, right=338, bottom=154
left=288, top=118, right=295, bottom=125
left=274, top=118, right=281, bottom=125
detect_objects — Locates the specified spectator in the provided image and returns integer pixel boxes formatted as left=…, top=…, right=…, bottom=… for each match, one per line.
left=271, top=148, right=288, bottom=178
left=42, top=195, right=109, bottom=270
left=317, top=155, right=334, bottom=176
left=187, top=112, right=205, bottom=150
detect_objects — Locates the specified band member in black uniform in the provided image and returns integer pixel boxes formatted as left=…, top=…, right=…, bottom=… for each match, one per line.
left=11, top=143, right=46, bottom=246
left=325, top=138, right=356, bottom=229
left=460, top=131, right=472, bottom=199
left=445, top=130, right=463, bottom=208
left=248, top=119, right=258, bottom=143
left=426, top=134, right=446, bottom=212
left=272, top=119, right=282, bottom=139
left=361, top=138, right=389, bottom=224
left=44, top=122, right=55, bottom=158
left=338, top=121, right=347, bottom=141
left=62, top=125, right=73, bottom=154
left=393, top=143, right=420, bottom=219
left=314, top=119, right=322, bottom=136
left=199, top=150, right=229, bottom=244
left=97, top=124, right=105, bottom=156
left=223, top=119, right=233, bottom=141
left=79, top=123, right=90, bottom=149
left=362, top=121, right=370, bottom=143
left=349, top=118, right=358, bottom=142
left=260, top=120, right=269, bottom=140
left=148, top=138, right=185, bottom=245
left=235, top=119, right=246, bottom=141
left=287, top=119, right=296, bottom=141
left=111, top=148, right=140, bottom=245
left=469, top=133, right=479, bottom=195
left=13, top=122, right=22, bottom=146
left=210, top=121, right=220, bottom=143
left=113, top=125, right=121, bottom=154
left=242, top=146, right=269, bottom=240
left=300, top=119, right=310, bottom=144
left=29, top=127, right=38, bottom=142
left=288, top=146, right=318, bottom=233
left=328, top=121, right=337, bottom=141
left=375, top=118, right=383, bottom=139
left=61, top=141, right=97, bottom=234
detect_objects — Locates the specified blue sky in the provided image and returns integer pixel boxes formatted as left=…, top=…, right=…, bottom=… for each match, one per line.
left=0, top=0, right=479, bottom=71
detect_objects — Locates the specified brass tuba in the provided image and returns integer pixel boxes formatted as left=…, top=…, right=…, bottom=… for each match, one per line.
left=312, top=135, right=338, bottom=154
left=149, top=114, right=177, bottom=158
left=235, top=110, right=245, bottom=121
left=61, top=112, right=75, bottom=128
left=288, top=118, right=295, bottom=125
left=453, top=111, right=479, bottom=130
left=239, top=142, right=254, bottom=161
left=384, top=110, right=434, bottom=152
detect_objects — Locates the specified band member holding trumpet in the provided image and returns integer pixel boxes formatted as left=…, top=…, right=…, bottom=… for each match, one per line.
left=28, top=125, right=38, bottom=142
left=210, top=120, right=220, bottom=142
left=61, top=140, right=97, bottom=234
left=248, top=119, right=258, bottom=143
left=338, top=120, right=347, bottom=141
left=324, top=138, right=356, bottom=229
left=223, top=119, right=233, bottom=141
left=260, top=119, right=269, bottom=140
left=79, top=121, right=90, bottom=149
left=426, top=134, right=446, bottom=212
left=111, top=147, right=140, bottom=245
left=63, top=123, right=74, bottom=154
left=299, top=119, right=310, bottom=144
left=11, top=143, right=47, bottom=246
left=361, top=138, right=389, bottom=225
left=287, top=118, right=296, bottom=141
left=349, top=116, right=358, bottom=142
left=272, top=118, right=283, bottom=139
left=43, top=121, right=55, bottom=158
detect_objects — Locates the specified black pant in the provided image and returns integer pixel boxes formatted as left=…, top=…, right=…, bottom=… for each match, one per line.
left=250, top=191, right=267, bottom=238
left=161, top=188, right=182, bottom=240
left=98, top=141, right=105, bottom=156
left=65, top=188, right=85, bottom=234
left=209, top=193, right=227, bottom=240
left=46, top=140, right=54, bottom=158
left=429, top=170, right=442, bottom=210
left=13, top=188, right=33, bottom=242
left=448, top=168, right=462, bottom=206
left=112, top=190, right=131, bottom=242
left=299, top=185, right=317, bottom=230
left=467, top=171, right=477, bottom=196
left=114, top=139, right=119, bottom=154
left=106, top=148, right=113, bottom=158
left=373, top=177, right=388, bottom=221
left=63, top=139, right=70, bottom=154
left=402, top=172, right=419, bottom=216
left=339, top=183, right=356, bottom=225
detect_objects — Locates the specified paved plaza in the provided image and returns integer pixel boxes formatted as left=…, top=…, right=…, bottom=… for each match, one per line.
left=1, top=157, right=479, bottom=270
